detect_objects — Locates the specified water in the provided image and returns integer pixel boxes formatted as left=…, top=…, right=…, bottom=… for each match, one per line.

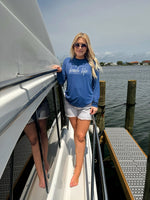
left=100, top=65, right=150, bottom=154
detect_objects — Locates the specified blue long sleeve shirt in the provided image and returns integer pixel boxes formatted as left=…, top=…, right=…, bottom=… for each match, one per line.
left=57, top=57, right=100, bottom=107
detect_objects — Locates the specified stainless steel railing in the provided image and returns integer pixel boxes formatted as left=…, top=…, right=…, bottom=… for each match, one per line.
left=91, top=115, right=108, bottom=200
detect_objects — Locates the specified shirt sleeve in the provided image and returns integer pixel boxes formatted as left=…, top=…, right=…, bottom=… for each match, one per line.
left=92, top=69, right=100, bottom=107
left=57, top=59, right=67, bottom=85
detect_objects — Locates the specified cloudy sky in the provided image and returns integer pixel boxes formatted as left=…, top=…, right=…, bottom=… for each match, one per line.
left=37, top=0, right=150, bottom=62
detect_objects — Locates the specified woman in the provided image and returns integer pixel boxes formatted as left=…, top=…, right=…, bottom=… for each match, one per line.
left=54, top=32, right=100, bottom=187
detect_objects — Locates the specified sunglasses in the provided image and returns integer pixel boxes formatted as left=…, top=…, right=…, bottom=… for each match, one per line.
left=74, top=43, right=87, bottom=48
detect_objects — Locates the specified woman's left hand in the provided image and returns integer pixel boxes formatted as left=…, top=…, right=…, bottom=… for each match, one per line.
left=90, top=106, right=98, bottom=115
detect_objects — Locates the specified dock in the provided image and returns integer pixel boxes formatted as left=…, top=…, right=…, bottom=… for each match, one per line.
left=104, top=127, right=147, bottom=200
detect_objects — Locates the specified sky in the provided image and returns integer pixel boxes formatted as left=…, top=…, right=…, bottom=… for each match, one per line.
left=37, top=0, right=150, bottom=63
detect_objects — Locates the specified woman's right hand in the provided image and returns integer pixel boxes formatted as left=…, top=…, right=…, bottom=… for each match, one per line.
left=52, top=65, right=62, bottom=72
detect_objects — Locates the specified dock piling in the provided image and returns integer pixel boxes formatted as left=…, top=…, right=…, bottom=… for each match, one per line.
left=96, top=81, right=106, bottom=133
left=125, top=80, right=136, bottom=134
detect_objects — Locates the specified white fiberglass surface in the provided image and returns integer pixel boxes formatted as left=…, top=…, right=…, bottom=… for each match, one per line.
left=0, top=0, right=59, bottom=82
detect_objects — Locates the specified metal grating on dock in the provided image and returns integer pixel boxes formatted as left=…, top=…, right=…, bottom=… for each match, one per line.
left=104, top=127, right=147, bottom=200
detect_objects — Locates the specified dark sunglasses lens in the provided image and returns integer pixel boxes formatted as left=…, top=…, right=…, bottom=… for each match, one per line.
left=74, top=43, right=80, bottom=47
left=74, top=43, right=87, bottom=48
left=81, top=44, right=87, bottom=48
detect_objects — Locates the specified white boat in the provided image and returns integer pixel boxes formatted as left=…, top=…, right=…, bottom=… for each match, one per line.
left=0, top=1, right=100, bottom=199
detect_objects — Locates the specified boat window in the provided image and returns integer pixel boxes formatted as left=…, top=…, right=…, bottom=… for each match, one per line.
left=0, top=83, right=66, bottom=199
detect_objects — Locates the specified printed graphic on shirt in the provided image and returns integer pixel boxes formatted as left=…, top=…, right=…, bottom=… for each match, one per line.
left=69, top=68, right=80, bottom=74
left=81, top=68, right=88, bottom=76
left=69, top=66, right=88, bottom=76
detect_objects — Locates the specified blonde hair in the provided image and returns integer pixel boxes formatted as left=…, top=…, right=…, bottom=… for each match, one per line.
left=70, top=32, right=100, bottom=78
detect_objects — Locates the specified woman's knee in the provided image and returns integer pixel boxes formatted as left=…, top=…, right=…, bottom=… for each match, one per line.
left=76, top=133, right=85, bottom=143
left=40, top=131, right=47, bottom=140
left=29, top=136, right=38, bottom=146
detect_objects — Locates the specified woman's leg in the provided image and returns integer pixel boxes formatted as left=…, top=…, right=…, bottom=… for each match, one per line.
left=24, top=123, right=45, bottom=188
left=38, top=119, right=49, bottom=173
left=69, top=117, right=91, bottom=187
left=69, top=117, right=77, bottom=130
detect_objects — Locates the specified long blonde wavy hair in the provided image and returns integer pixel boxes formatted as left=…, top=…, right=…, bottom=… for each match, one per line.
left=70, top=32, right=100, bottom=78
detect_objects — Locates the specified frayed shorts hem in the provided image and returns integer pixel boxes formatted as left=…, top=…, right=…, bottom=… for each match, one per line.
left=64, top=99, right=92, bottom=120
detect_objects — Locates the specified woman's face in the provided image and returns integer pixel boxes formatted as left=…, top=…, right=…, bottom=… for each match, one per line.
left=74, top=38, right=87, bottom=59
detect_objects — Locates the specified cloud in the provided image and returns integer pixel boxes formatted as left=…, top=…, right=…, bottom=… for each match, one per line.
left=104, top=52, right=113, bottom=56
left=146, top=51, right=150, bottom=55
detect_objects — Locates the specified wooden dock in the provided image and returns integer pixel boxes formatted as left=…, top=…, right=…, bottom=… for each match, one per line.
left=104, top=127, right=147, bottom=200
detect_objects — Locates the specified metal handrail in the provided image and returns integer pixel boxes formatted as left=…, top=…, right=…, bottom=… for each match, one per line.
left=0, top=69, right=57, bottom=89
left=91, top=117, right=96, bottom=200
left=0, top=77, right=56, bottom=136
left=91, top=115, right=108, bottom=200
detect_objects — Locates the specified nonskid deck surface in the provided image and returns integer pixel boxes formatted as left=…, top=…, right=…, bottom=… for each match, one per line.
left=105, top=127, right=147, bottom=200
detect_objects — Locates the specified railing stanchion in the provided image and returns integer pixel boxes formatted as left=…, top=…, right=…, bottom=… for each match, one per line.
left=33, top=112, right=49, bottom=193
left=52, top=87, right=61, bottom=147
left=58, top=84, right=67, bottom=128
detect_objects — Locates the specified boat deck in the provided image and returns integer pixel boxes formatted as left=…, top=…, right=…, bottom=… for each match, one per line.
left=47, top=123, right=98, bottom=200
left=21, top=122, right=98, bottom=200
left=104, top=127, right=147, bottom=200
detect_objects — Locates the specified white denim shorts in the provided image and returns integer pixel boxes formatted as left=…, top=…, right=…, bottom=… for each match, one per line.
left=64, top=98, right=92, bottom=120
left=28, top=98, right=50, bottom=124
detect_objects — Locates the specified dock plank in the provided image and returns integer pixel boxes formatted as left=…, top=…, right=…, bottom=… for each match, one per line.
left=104, top=127, right=147, bottom=200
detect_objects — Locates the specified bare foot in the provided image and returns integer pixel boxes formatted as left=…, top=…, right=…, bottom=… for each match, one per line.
left=70, top=174, right=79, bottom=187
left=39, top=170, right=49, bottom=188
left=39, top=178, right=46, bottom=188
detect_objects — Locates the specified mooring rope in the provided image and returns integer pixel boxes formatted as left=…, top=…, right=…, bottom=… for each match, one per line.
left=106, top=102, right=126, bottom=109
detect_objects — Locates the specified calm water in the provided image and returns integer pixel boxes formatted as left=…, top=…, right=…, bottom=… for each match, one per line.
left=100, top=65, right=150, bottom=155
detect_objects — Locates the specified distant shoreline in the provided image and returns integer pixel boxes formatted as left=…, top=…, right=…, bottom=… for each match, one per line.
left=100, top=60, right=150, bottom=66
